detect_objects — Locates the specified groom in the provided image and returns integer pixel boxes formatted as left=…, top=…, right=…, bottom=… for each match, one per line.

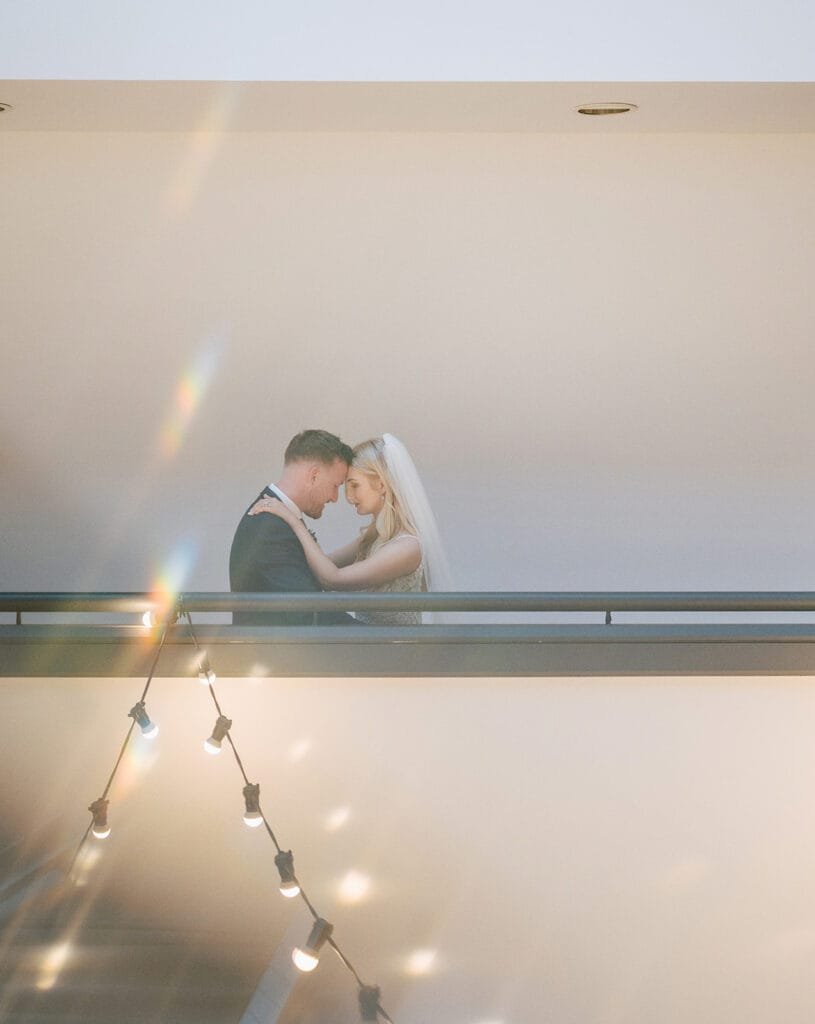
left=229, top=429, right=355, bottom=625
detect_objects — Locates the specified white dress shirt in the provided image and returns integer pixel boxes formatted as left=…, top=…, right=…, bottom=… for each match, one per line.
left=266, top=483, right=304, bottom=520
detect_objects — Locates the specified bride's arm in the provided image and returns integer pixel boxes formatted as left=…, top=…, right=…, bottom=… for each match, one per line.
left=248, top=500, right=420, bottom=587
left=327, top=536, right=362, bottom=568
left=247, top=501, right=420, bottom=589
left=297, top=532, right=421, bottom=590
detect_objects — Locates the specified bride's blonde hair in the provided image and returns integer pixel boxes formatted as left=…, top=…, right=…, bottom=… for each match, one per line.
left=353, top=437, right=418, bottom=558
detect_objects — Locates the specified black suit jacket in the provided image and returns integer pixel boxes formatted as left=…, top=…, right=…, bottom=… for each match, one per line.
left=229, top=489, right=351, bottom=625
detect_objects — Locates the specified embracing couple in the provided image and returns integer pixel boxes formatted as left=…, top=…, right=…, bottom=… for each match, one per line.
left=229, top=429, right=449, bottom=625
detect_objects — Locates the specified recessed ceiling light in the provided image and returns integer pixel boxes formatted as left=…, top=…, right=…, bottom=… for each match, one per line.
left=576, top=102, right=638, bottom=116
left=0, top=103, right=13, bottom=113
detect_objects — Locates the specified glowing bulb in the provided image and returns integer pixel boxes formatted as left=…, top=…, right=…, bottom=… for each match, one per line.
left=292, top=918, right=333, bottom=973
left=128, top=700, right=158, bottom=739
left=243, top=782, right=263, bottom=828
left=88, top=797, right=110, bottom=839
left=142, top=610, right=155, bottom=628
left=275, top=849, right=300, bottom=898
left=292, top=947, right=320, bottom=972
left=198, top=668, right=216, bottom=686
left=204, top=714, right=231, bottom=755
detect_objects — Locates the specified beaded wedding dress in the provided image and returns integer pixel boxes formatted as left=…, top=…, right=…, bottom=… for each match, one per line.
left=353, top=534, right=425, bottom=626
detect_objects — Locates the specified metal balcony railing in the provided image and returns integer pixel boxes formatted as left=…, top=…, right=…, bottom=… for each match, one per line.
left=4, top=590, right=815, bottom=615
left=3, top=591, right=815, bottom=677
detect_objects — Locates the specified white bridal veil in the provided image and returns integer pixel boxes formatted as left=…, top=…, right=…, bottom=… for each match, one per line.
left=381, top=433, right=453, bottom=594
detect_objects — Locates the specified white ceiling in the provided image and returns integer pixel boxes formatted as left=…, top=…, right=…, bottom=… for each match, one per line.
left=3, top=0, right=814, bottom=81
left=2, top=80, right=815, bottom=133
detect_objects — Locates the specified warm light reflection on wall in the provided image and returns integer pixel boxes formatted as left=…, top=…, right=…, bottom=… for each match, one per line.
left=325, top=806, right=351, bottom=832
left=405, top=948, right=437, bottom=976
left=337, top=869, right=371, bottom=905
left=288, top=738, right=312, bottom=763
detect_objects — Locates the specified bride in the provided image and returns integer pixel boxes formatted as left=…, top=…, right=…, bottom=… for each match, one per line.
left=248, top=434, right=450, bottom=624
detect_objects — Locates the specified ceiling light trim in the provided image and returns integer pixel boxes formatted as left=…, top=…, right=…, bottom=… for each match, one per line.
left=576, top=101, right=638, bottom=116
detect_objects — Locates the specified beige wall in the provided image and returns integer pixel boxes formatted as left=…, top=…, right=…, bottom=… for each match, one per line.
left=3, top=130, right=815, bottom=595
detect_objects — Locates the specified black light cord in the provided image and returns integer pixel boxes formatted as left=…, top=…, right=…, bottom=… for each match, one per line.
left=181, top=604, right=396, bottom=1022
left=66, top=601, right=396, bottom=1022
left=67, top=617, right=171, bottom=881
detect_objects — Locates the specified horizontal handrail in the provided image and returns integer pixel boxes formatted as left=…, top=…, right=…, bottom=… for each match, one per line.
left=3, top=591, right=815, bottom=614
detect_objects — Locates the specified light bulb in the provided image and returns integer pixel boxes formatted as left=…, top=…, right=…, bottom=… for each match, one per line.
left=242, top=782, right=263, bottom=828
left=275, top=849, right=300, bottom=898
left=292, top=918, right=333, bottom=973
left=88, top=798, right=110, bottom=839
left=359, top=985, right=381, bottom=1021
left=292, top=947, right=320, bottom=972
left=204, top=715, right=231, bottom=755
left=142, top=610, right=155, bottom=628
left=128, top=701, right=158, bottom=740
left=198, top=668, right=216, bottom=686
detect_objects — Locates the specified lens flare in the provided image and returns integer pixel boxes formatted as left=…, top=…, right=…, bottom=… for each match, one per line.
left=36, top=942, right=71, bottom=991
left=146, top=535, right=199, bottom=624
left=159, top=339, right=223, bottom=461
left=164, top=88, right=241, bottom=216
left=73, top=845, right=103, bottom=888
left=110, top=735, right=160, bottom=803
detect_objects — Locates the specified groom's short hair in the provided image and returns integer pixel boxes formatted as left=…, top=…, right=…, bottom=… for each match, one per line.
left=284, top=429, right=354, bottom=466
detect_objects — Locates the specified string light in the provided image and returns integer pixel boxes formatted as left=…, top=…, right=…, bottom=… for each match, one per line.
left=143, top=605, right=181, bottom=630
left=71, top=603, right=398, bottom=1022
left=180, top=605, right=396, bottom=1019
left=359, top=985, right=382, bottom=1021
left=204, top=714, right=232, bottom=755
left=292, top=917, right=333, bottom=973
left=198, top=656, right=216, bottom=686
left=128, top=700, right=159, bottom=739
left=242, top=782, right=263, bottom=828
left=88, top=798, right=111, bottom=839
left=274, top=849, right=300, bottom=898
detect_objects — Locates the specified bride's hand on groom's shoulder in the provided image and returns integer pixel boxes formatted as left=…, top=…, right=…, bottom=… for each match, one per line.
left=248, top=498, right=291, bottom=523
